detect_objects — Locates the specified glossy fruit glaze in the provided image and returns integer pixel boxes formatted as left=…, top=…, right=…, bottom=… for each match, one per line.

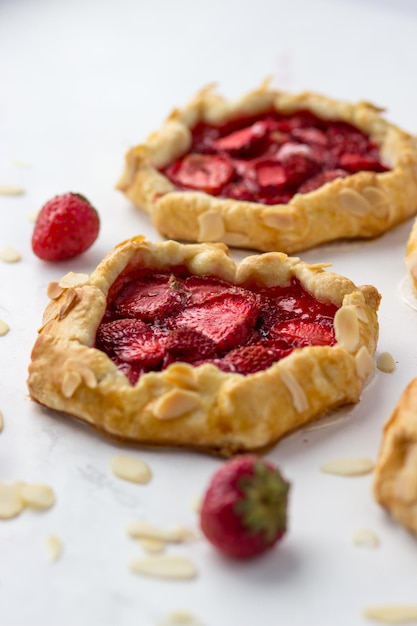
left=95, top=268, right=338, bottom=385
left=161, top=110, right=389, bottom=205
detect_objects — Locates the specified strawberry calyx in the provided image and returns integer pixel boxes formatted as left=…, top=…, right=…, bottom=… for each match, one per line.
left=235, top=461, right=289, bottom=544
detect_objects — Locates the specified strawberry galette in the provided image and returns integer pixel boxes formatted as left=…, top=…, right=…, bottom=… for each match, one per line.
left=28, top=237, right=380, bottom=455
left=117, top=84, right=417, bottom=254
left=374, top=378, right=417, bottom=536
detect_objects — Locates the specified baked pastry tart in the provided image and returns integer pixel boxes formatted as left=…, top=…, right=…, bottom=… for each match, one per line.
left=406, top=219, right=417, bottom=292
left=28, top=236, right=380, bottom=456
left=374, top=378, right=417, bottom=535
left=117, top=83, right=417, bottom=254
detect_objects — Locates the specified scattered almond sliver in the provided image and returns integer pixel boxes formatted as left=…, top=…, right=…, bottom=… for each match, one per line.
left=0, top=482, right=25, bottom=519
left=21, top=484, right=55, bottom=510
left=363, top=604, right=417, bottom=624
left=352, top=528, right=380, bottom=548
left=0, top=410, right=4, bottom=433
left=45, top=535, right=63, bottom=562
left=127, top=521, right=197, bottom=544
left=0, top=320, right=10, bottom=337
left=110, top=454, right=152, bottom=484
left=139, top=537, right=166, bottom=554
left=320, top=457, right=375, bottom=476
left=0, top=183, right=25, bottom=196
left=0, top=246, right=21, bottom=263
left=129, top=555, right=198, bottom=580
left=377, top=352, right=396, bottom=373
left=0, top=481, right=55, bottom=519
left=27, top=211, right=39, bottom=223
left=159, top=611, right=203, bottom=625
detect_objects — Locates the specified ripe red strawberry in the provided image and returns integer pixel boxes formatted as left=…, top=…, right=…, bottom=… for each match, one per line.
left=222, top=343, right=290, bottom=375
left=95, top=318, right=168, bottom=368
left=269, top=319, right=336, bottom=348
left=114, top=274, right=184, bottom=322
left=32, top=193, right=100, bottom=261
left=164, top=328, right=217, bottom=364
left=200, top=455, right=290, bottom=559
left=298, top=169, right=348, bottom=194
left=165, top=154, right=234, bottom=194
left=211, top=121, right=269, bottom=157
left=338, top=153, right=388, bottom=174
left=172, top=292, right=260, bottom=352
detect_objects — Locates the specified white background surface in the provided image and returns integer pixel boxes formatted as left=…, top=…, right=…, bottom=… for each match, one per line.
left=1, top=1, right=417, bottom=625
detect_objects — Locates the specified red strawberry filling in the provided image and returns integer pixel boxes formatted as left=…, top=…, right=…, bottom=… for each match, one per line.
left=161, top=110, right=389, bottom=205
left=95, top=269, right=338, bottom=384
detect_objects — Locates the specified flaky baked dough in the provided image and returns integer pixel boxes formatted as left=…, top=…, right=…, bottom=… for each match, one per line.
left=117, top=83, right=417, bottom=254
left=374, top=378, right=417, bottom=535
left=28, top=236, right=380, bottom=456
left=405, top=218, right=417, bottom=291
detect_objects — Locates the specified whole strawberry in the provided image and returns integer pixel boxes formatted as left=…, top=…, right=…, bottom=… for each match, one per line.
left=200, top=455, right=290, bottom=559
left=32, top=193, right=100, bottom=261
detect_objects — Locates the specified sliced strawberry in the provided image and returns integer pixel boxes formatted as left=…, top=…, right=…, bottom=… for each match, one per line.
left=184, top=275, right=237, bottom=305
left=298, top=169, right=348, bottom=194
left=269, top=319, right=336, bottom=348
left=164, top=328, right=218, bottom=363
left=111, top=358, right=144, bottom=385
left=338, top=153, right=388, bottom=174
left=211, top=121, right=269, bottom=157
left=95, top=318, right=169, bottom=367
left=255, top=161, right=288, bottom=190
left=165, top=154, right=234, bottom=194
left=221, top=181, right=256, bottom=202
left=221, top=342, right=290, bottom=375
left=172, top=292, right=260, bottom=352
left=113, top=274, right=184, bottom=322
left=291, top=127, right=328, bottom=147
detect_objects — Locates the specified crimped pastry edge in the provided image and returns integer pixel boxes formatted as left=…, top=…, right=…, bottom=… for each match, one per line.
left=117, top=82, right=417, bottom=254
left=374, top=377, right=417, bottom=535
left=27, top=236, right=380, bottom=456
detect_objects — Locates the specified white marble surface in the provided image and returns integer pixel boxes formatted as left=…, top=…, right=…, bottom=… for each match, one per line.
left=1, top=1, right=417, bottom=625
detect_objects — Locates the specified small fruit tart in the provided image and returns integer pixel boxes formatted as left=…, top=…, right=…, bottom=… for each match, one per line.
left=28, top=236, right=380, bottom=456
left=374, top=378, right=417, bottom=535
left=117, top=83, right=417, bottom=254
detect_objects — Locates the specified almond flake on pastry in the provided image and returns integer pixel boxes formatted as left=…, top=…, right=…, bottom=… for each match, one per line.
left=27, top=236, right=380, bottom=456
left=117, top=83, right=417, bottom=254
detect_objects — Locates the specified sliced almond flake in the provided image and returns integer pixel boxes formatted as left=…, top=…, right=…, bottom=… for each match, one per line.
left=27, top=210, right=39, bottom=223
left=0, top=246, right=21, bottom=263
left=160, top=611, right=203, bottom=625
left=352, top=528, right=380, bottom=548
left=139, top=537, right=166, bottom=554
left=129, top=555, right=198, bottom=580
left=62, top=370, right=82, bottom=398
left=377, top=352, right=396, bottom=373
left=320, top=457, right=375, bottom=476
left=191, top=496, right=202, bottom=513
left=21, top=483, right=55, bottom=510
left=363, top=604, right=417, bottom=624
left=0, top=320, right=10, bottom=336
left=58, top=272, right=89, bottom=288
left=280, top=369, right=308, bottom=413
left=111, top=455, right=152, bottom=484
left=0, top=410, right=4, bottom=433
left=0, top=183, right=25, bottom=196
left=47, top=282, right=65, bottom=300
left=0, top=482, right=25, bottom=519
left=172, top=526, right=199, bottom=543
left=127, top=521, right=187, bottom=543
left=45, top=535, right=62, bottom=562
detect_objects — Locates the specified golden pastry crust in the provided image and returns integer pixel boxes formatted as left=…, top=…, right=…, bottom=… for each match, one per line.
left=374, top=378, right=417, bottom=535
left=406, top=218, right=417, bottom=291
left=27, top=236, right=380, bottom=456
left=117, top=83, right=417, bottom=254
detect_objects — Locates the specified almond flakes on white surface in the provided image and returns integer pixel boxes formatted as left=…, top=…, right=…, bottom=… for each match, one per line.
left=376, top=352, right=396, bottom=373
left=0, top=246, right=21, bottom=263
left=0, top=320, right=10, bottom=336
left=159, top=610, right=203, bottom=625
left=110, top=454, right=152, bottom=484
left=139, top=537, right=166, bottom=554
left=45, top=535, right=63, bottom=562
left=0, top=183, right=25, bottom=196
left=0, top=410, right=4, bottom=433
left=0, top=481, right=55, bottom=519
left=127, top=521, right=197, bottom=544
left=352, top=528, right=380, bottom=548
left=129, top=555, right=198, bottom=580
left=363, top=604, right=417, bottom=624
left=320, top=457, right=375, bottom=476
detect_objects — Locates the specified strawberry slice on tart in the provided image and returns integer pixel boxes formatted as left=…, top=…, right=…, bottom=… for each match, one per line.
left=118, top=83, right=417, bottom=254
left=28, top=236, right=380, bottom=456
